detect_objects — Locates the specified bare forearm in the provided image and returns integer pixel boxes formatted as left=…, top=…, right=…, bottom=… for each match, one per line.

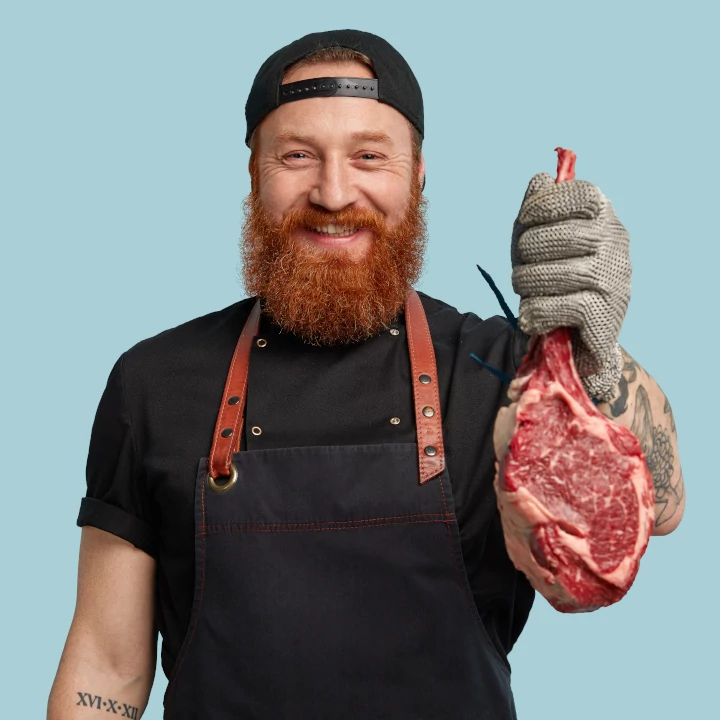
left=48, top=628, right=154, bottom=719
left=49, top=529, right=158, bottom=719
left=595, top=347, right=685, bottom=535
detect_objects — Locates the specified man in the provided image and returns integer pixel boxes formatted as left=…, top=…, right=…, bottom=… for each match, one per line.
left=48, top=29, right=684, bottom=720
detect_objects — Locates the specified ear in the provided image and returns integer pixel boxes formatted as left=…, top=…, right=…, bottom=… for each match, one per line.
left=248, top=153, right=258, bottom=194
left=418, top=153, right=426, bottom=192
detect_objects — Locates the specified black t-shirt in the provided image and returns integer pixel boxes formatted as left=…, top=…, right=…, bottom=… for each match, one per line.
left=77, top=291, right=534, bottom=678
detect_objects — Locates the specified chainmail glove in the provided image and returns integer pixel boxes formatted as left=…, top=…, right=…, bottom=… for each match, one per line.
left=511, top=172, right=631, bottom=401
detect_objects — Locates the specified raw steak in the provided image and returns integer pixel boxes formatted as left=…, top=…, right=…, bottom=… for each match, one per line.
left=492, top=149, right=655, bottom=612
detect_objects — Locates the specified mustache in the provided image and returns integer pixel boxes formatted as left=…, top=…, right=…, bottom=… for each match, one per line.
left=278, top=206, right=388, bottom=236
left=240, top=175, right=428, bottom=346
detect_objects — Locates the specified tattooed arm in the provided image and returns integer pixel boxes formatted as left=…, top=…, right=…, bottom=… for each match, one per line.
left=595, top=348, right=685, bottom=536
left=47, top=528, right=156, bottom=719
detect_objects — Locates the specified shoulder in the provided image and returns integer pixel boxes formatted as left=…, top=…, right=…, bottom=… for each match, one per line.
left=416, top=291, right=525, bottom=367
left=119, top=297, right=257, bottom=391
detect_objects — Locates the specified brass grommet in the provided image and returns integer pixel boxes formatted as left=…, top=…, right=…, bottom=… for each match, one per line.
left=422, top=406, right=435, bottom=418
left=424, top=446, right=437, bottom=457
left=251, top=426, right=262, bottom=436
left=390, top=417, right=401, bottom=425
left=208, top=463, right=238, bottom=494
left=256, top=338, right=267, bottom=348
left=389, top=328, right=400, bottom=336
left=419, top=374, right=432, bottom=384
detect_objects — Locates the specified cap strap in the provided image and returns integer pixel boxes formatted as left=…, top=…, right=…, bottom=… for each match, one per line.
left=279, top=77, right=379, bottom=104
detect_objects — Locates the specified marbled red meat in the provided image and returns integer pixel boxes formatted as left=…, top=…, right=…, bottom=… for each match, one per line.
left=492, top=149, right=655, bottom=612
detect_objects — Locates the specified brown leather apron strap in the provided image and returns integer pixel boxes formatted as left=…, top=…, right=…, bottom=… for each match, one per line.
left=207, top=290, right=446, bottom=485
left=207, top=298, right=262, bottom=480
left=404, top=289, right=446, bottom=484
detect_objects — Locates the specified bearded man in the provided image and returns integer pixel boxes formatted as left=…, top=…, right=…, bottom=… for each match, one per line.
left=48, top=30, right=684, bottom=720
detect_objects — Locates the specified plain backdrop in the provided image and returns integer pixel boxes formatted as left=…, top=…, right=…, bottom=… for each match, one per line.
left=1, top=1, right=717, bottom=717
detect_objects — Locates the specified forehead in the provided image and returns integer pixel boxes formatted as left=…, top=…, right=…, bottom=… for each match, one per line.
left=255, top=60, right=412, bottom=151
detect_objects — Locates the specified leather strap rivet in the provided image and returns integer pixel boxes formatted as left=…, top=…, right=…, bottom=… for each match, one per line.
left=422, top=406, right=435, bottom=418
left=424, top=446, right=437, bottom=457
left=207, top=463, right=238, bottom=494
left=390, top=328, right=400, bottom=336
left=419, top=373, right=432, bottom=384
left=390, top=417, right=401, bottom=425
left=251, top=426, right=263, bottom=436
left=256, top=338, right=267, bottom=348
left=207, top=298, right=261, bottom=481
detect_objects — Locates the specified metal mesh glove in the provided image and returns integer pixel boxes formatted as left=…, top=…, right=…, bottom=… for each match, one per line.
left=576, top=341, right=623, bottom=403
left=511, top=172, right=631, bottom=396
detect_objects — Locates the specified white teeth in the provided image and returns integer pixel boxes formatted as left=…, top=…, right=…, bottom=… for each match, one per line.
left=310, top=224, right=358, bottom=236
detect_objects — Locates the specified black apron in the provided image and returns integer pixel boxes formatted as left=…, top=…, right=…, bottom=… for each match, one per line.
left=163, top=290, right=516, bottom=719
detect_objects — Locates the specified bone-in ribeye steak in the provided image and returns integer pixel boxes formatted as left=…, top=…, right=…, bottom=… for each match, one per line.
left=492, top=149, right=655, bottom=612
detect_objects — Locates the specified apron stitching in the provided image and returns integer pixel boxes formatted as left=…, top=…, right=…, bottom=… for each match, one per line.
left=439, top=478, right=511, bottom=679
left=438, top=473, right=450, bottom=518
left=208, top=356, right=234, bottom=472
left=441, top=505, right=514, bottom=676
left=203, top=511, right=447, bottom=527
left=166, top=477, right=208, bottom=704
left=442, top=521, right=485, bottom=634
left=223, top=345, right=250, bottom=469
left=209, top=309, right=254, bottom=474
left=416, top=298, right=444, bottom=453
left=200, top=518, right=451, bottom=534
left=405, top=297, right=428, bottom=477
left=439, top=476, right=486, bottom=635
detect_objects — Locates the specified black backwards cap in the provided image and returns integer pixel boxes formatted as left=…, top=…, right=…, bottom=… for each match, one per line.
left=245, top=29, right=424, bottom=147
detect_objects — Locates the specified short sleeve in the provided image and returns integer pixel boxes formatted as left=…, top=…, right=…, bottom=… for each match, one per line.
left=77, top=354, right=158, bottom=556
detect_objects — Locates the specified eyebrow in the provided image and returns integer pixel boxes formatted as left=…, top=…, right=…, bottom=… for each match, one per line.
left=272, top=130, right=393, bottom=145
left=273, top=131, right=313, bottom=144
left=349, top=131, right=392, bottom=143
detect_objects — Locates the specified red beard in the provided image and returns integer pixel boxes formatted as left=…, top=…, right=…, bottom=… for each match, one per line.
left=240, top=171, right=427, bottom=346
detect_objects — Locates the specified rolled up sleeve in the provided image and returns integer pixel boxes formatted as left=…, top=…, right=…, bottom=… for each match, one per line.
left=77, top=354, right=158, bottom=557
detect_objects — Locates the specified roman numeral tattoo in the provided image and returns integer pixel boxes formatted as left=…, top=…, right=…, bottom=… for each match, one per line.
left=76, top=692, right=139, bottom=718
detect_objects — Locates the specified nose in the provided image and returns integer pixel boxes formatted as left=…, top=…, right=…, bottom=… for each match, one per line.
left=307, top=156, right=359, bottom=212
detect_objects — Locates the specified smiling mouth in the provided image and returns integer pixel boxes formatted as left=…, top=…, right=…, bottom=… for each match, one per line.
left=307, top=224, right=360, bottom=237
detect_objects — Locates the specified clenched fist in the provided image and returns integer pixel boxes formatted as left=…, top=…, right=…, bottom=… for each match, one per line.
left=511, top=172, right=631, bottom=400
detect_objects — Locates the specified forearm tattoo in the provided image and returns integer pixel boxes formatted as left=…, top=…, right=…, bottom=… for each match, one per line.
left=608, top=355, right=640, bottom=417
left=607, top=356, right=684, bottom=528
left=664, top=395, right=676, bottom=433
left=76, top=692, right=139, bottom=718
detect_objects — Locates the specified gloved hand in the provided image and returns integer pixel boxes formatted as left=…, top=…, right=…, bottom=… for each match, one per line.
left=511, top=172, right=632, bottom=401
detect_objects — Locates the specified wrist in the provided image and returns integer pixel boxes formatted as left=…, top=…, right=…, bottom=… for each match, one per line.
left=579, top=343, right=622, bottom=403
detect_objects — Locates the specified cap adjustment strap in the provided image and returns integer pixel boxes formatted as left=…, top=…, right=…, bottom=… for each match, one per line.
left=279, top=77, right=379, bottom=104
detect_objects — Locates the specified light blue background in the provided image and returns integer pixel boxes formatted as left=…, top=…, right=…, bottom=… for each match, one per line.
left=1, top=1, right=717, bottom=717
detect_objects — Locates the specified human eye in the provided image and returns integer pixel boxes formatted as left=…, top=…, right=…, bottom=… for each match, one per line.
left=355, top=151, right=385, bottom=162
left=281, top=151, right=315, bottom=167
